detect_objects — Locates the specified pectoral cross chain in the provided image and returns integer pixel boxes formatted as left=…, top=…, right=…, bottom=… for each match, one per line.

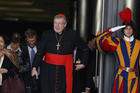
left=56, top=42, right=61, bottom=51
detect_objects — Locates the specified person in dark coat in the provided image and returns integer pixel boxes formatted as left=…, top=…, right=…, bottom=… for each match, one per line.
left=85, top=34, right=98, bottom=93
left=21, top=29, right=40, bottom=93
left=0, top=35, right=19, bottom=92
left=72, top=34, right=97, bottom=93
left=32, top=14, right=89, bottom=93
left=7, top=32, right=27, bottom=73
left=72, top=47, right=87, bottom=93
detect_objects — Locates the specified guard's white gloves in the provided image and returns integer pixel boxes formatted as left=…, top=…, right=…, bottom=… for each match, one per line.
left=110, top=25, right=126, bottom=32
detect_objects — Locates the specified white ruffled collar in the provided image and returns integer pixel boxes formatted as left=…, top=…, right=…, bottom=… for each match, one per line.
left=124, top=35, right=134, bottom=42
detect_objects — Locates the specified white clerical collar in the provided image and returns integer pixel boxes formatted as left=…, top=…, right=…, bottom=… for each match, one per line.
left=124, top=35, right=134, bottom=42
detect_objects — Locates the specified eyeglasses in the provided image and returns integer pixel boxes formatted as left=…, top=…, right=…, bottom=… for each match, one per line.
left=54, top=22, right=65, bottom=25
left=27, top=40, right=36, bottom=43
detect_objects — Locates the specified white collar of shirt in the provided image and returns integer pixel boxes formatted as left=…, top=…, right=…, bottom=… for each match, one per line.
left=124, top=35, right=134, bottom=42
left=28, top=46, right=37, bottom=60
left=7, top=44, right=21, bottom=52
left=0, top=56, right=4, bottom=68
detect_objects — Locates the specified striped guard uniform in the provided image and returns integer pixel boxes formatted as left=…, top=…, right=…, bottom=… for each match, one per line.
left=95, top=31, right=140, bottom=93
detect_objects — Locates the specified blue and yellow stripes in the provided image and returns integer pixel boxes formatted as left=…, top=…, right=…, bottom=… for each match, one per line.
left=96, top=31, right=109, bottom=53
left=113, top=75, right=139, bottom=93
left=95, top=31, right=119, bottom=53
left=95, top=31, right=140, bottom=93
left=120, top=39, right=130, bottom=67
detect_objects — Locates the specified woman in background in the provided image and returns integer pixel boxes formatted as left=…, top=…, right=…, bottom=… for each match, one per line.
left=0, top=35, right=19, bottom=92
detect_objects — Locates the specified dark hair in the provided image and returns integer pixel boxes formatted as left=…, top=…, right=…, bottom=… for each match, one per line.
left=25, top=28, right=37, bottom=38
left=122, top=21, right=137, bottom=38
left=0, top=35, right=5, bottom=42
left=11, top=32, right=21, bottom=43
left=87, top=34, right=96, bottom=43
left=122, top=21, right=136, bottom=31
left=0, top=34, right=8, bottom=45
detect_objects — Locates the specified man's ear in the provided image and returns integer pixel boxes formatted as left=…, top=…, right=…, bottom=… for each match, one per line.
left=64, top=22, right=67, bottom=28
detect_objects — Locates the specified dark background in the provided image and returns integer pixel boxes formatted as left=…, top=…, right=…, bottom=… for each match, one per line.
left=0, top=0, right=140, bottom=41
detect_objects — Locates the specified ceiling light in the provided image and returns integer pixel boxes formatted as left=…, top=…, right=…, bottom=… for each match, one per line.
left=0, top=7, right=45, bottom=12
left=0, top=1, right=32, bottom=6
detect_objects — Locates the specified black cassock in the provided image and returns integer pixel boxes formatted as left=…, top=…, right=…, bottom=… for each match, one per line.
left=33, top=29, right=88, bottom=93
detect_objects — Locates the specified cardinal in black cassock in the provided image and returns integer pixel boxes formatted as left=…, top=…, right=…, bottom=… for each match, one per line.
left=32, top=14, right=89, bottom=93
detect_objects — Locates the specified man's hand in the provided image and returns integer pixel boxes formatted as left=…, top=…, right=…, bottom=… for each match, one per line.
left=32, top=67, right=39, bottom=79
left=75, top=64, right=85, bottom=71
left=0, top=68, right=8, bottom=74
left=85, top=88, right=90, bottom=93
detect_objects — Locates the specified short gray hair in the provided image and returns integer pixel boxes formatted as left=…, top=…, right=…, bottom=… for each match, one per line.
left=54, top=14, right=67, bottom=24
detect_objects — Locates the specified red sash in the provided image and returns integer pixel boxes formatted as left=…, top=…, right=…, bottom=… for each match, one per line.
left=44, top=53, right=73, bottom=93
